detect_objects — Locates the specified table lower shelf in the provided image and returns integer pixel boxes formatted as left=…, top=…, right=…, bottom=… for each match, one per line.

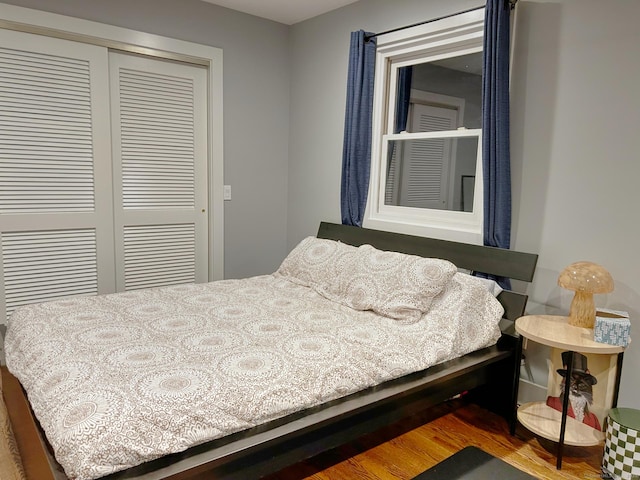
left=517, top=402, right=604, bottom=446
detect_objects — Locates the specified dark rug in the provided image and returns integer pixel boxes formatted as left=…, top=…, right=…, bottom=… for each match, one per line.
left=412, top=446, right=537, bottom=479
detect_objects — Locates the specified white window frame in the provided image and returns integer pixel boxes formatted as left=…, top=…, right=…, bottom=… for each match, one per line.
left=364, top=8, right=485, bottom=244
left=0, top=3, right=225, bottom=281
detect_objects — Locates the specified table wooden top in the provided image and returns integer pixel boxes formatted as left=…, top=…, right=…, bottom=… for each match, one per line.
left=515, top=315, right=625, bottom=354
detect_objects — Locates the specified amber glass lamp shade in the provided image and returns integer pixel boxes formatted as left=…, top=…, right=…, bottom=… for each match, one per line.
left=558, top=261, right=614, bottom=328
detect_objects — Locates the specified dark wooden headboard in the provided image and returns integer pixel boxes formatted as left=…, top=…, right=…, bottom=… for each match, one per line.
left=317, top=222, right=538, bottom=322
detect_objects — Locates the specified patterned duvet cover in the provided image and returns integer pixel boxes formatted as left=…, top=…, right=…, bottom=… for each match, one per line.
left=5, top=241, right=503, bottom=480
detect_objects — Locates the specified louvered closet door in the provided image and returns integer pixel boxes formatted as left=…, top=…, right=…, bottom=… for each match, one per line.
left=109, top=52, right=208, bottom=291
left=400, top=104, right=457, bottom=209
left=0, top=29, right=115, bottom=322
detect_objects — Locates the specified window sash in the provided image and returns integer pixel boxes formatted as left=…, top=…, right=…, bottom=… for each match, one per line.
left=365, top=7, right=485, bottom=244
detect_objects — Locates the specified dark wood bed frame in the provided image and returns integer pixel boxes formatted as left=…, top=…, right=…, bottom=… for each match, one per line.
left=1, top=222, right=538, bottom=480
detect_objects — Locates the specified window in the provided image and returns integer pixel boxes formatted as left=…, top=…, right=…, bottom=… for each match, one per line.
left=365, top=8, right=485, bottom=243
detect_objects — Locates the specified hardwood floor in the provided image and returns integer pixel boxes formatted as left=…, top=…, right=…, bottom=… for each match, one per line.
left=265, top=399, right=604, bottom=480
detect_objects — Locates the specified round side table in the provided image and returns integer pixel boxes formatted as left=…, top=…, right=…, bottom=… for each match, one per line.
left=515, top=315, right=626, bottom=469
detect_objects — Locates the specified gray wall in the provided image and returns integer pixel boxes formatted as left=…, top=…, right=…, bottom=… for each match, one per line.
left=1, top=0, right=291, bottom=279
left=411, top=63, right=483, bottom=129
left=288, top=0, right=640, bottom=407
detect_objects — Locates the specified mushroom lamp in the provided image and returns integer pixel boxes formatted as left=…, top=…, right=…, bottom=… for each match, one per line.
left=558, top=261, right=614, bottom=328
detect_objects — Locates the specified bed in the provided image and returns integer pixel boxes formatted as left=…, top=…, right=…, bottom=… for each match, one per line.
left=1, top=222, right=538, bottom=480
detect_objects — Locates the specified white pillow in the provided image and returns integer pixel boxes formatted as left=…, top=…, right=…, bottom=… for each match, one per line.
left=456, top=269, right=504, bottom=297
left=276, top=236, right=457, bottom=322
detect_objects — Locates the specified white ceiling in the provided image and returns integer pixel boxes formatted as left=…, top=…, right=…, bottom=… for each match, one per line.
left=198, top=1, right=482, bottom=76
left=199, top=0, right=358, bottom=25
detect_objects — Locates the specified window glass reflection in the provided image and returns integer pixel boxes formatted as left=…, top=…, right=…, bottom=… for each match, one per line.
left=385, top=136, right=479, bottom=212
left=393, top=52, right=483, bottom=132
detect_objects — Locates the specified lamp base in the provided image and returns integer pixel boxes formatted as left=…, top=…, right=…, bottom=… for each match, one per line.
left=567, top=291, right=596, bottom=328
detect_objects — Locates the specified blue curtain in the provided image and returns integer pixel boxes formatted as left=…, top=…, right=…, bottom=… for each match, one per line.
left=385, top=66, right=413, bottom=195
left=482, top=0, right=512, bottom=288
left=394, top=66, right=413, bottom=134
left=341, top=31, right=377, bottom=227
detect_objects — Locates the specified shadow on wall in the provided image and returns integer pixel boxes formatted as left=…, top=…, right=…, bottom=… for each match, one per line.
left=510, top=2, right=562, bottom=256
left=609, top=280, right=639, bottom=405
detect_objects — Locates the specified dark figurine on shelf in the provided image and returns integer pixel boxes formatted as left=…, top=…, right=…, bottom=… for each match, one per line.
left=546, top=351, right=601, bottom=430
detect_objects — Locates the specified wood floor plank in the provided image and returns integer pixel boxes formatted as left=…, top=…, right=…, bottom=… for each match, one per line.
left=266, top=399, right=604, bottom=480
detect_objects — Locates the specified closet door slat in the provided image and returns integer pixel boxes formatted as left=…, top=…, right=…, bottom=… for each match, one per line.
left=118, top=68, right=196, bottom=210
left=123, top=224, right=195, bottom=290
left=0, top=47, right=95, bottom=214
left=1, top=229, right=98, bottom=321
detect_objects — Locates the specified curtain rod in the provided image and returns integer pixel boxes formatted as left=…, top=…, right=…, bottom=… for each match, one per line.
left=365, top=0, right=517, bottom=42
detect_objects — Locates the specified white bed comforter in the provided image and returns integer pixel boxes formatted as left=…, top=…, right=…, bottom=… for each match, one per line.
left=5, top=273, right=502, bottom=480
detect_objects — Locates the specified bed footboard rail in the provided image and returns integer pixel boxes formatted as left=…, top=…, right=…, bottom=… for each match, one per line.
left=2, top=366, right=56, bottom=480
left=1, top=342, right=514, bottom=480
left=127, top=344, right=515, bottom=479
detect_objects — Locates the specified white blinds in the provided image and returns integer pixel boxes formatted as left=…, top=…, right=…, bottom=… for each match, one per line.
left=406, top=138, right=447, bottom=204
left=0, top=47, right=95, bottom=213
left=1, top=229, right=98, bottom=320
left=119, top=68, right=196, bottom=209
left=123, top=224, right=196, bottom=290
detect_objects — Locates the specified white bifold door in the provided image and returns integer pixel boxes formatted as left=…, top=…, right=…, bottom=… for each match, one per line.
left=109, top=52, right=208, bottom=292
left=0, top=29, right=209, bottom=322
